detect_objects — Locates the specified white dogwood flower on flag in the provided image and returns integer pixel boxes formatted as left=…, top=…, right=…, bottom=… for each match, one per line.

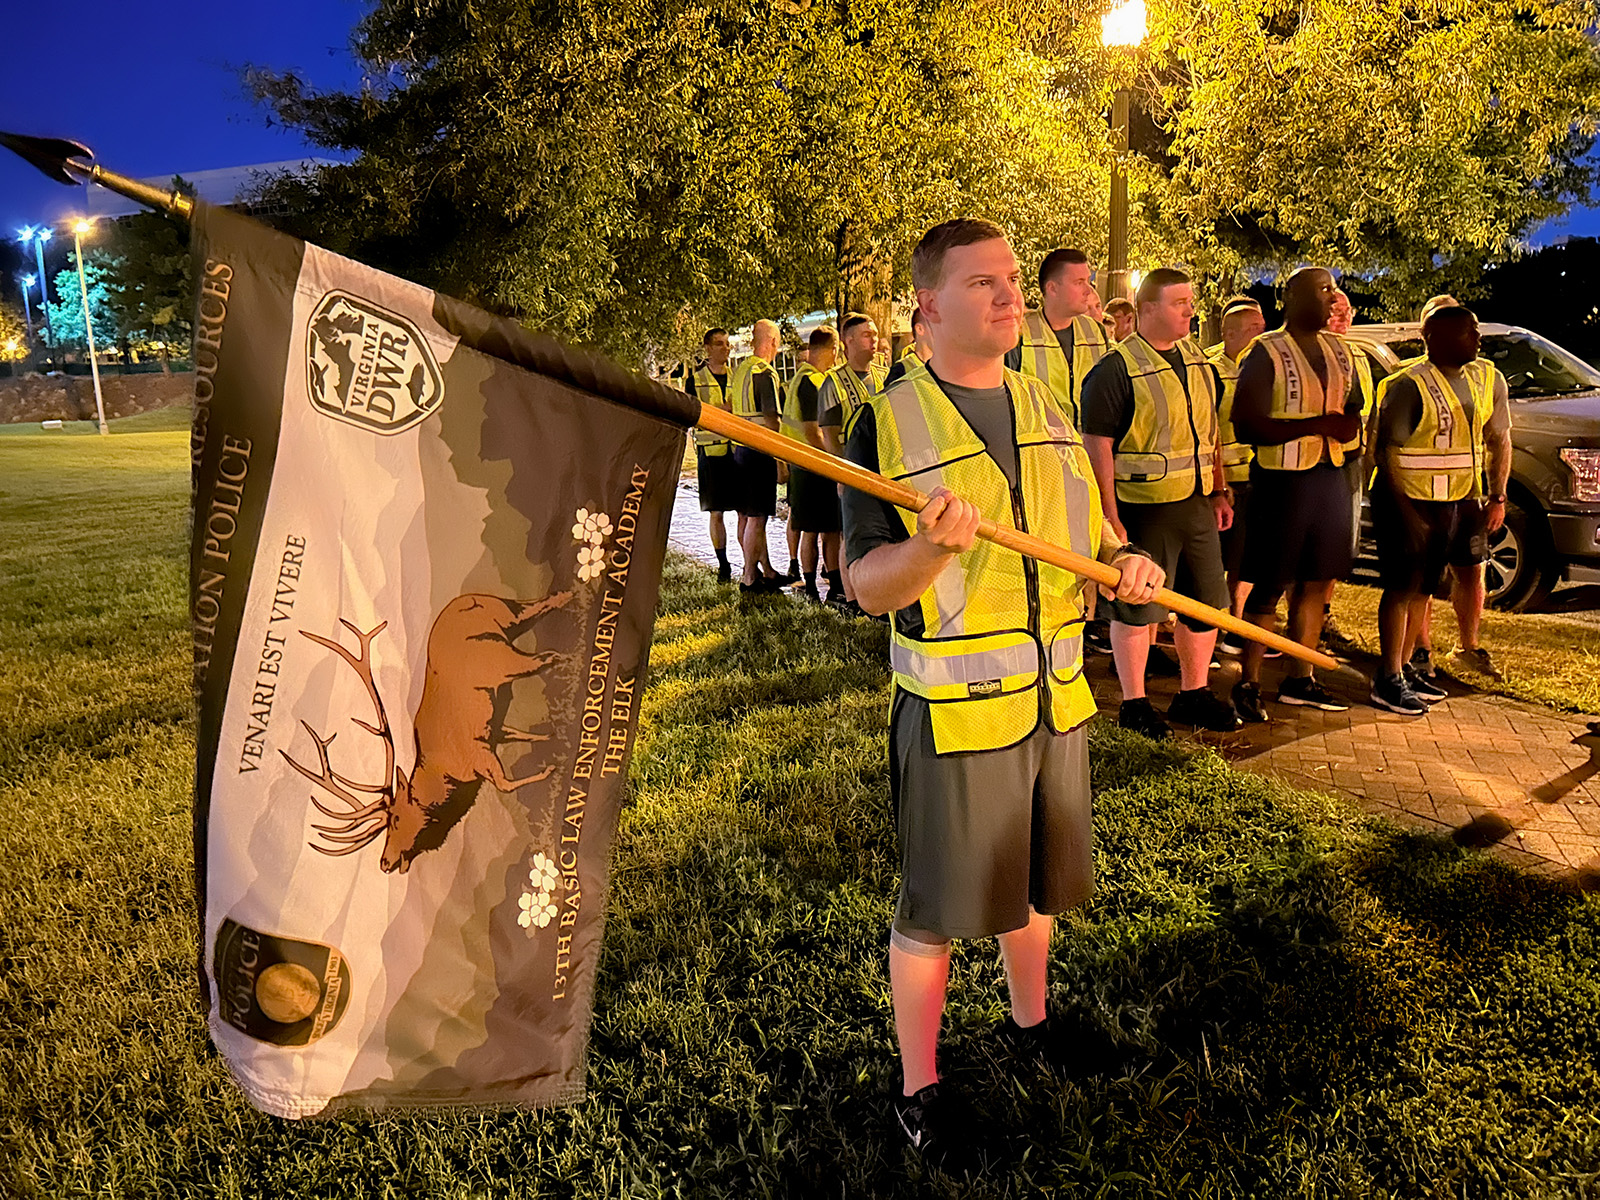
left=577, top=543, right=607, bottom=581
left=529, top=852, right=559, bottom=894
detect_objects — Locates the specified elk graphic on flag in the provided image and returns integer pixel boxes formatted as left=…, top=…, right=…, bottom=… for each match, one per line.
left=282, top=592, right=575, bottom=873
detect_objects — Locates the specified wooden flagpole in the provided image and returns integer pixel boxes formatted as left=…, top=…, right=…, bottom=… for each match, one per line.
left=696, top=404, right=1340, bottom=672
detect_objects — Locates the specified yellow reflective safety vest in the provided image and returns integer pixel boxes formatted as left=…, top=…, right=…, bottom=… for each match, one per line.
left=868, top=361, right=1103, bottom=755
left=1018, top=310, right=1109, bottom=428
left=781, top=366, right=829, bottom=444
left=1109, top=335, right=1219, bottom=505
left=1379, top=358, right=1493, bottom=501
left=1252, top=330, right=1355, bottom=470
left=1346, top=339, right=1376, bottom=454
left=824, top=361, right=887, bottom=426
left=1207, top=344, right=1252, bottom=484
left=729, top=354, right=776, bottom=421
left=691, top=366, right=731, bottom=454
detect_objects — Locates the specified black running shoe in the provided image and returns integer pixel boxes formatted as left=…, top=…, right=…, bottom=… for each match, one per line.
left=1277, top=675, right=1350, bottom=711
left=893, top=1082, right=959, bottom=1167
left=1408, top=645, right=1436, bottom=680
left=1370, top=672, right=1426, bottom=716
left=715, top=562, right=732, bottom=584
left=1403, top=665, right=1448, bottom=703
left=1118, top=697, right=1171, bottom=740
left=1232, top=680, right=1268, bottom=723
left=998, top=1014, right=1070, bottom=1075
left=1168, top=686, right=1242, bottom=731
left=1085, top=621, right=1113, bottom=656
left=784, top=560, right=801, bottom=585
left=800, top=584, right=822, bottom=604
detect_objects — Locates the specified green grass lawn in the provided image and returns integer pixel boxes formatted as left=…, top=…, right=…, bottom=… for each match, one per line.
left=4, top=422, right=1600, bottom=1197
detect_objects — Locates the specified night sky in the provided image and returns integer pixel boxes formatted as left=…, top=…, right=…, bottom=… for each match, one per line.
left=2, top=1, right=1597, bottom=253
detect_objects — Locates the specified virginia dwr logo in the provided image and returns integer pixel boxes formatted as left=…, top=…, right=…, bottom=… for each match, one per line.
left=307, top=292, right=443, bottom=433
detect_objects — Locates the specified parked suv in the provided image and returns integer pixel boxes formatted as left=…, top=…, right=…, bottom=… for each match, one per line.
left=1344, top=322, right=1600, bottom=611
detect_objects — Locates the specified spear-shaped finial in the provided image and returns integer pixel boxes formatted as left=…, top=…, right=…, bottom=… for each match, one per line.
left=0, top=130, right=194, bottom=221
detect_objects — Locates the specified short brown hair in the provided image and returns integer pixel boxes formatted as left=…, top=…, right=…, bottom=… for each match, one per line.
left=1039, top=248, right=1090, bottom=293
left=911, top=218, right=1008, bottom=291
left=1105, top=297, right=1135, bottom=317
left=1135, top=268, right=1191, bottom=308
left=841, top=312, right=873, bottom=337
left=808, top=326, right=838, bottom=352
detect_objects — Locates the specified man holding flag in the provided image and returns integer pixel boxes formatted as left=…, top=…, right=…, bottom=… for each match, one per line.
left=841, top=218, right=1164, bottom=1166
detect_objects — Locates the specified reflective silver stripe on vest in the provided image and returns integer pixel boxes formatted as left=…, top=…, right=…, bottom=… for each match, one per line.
left=1049, top=629, right=1083, bottom=679
left=890, top=637, right=1039, bottom=689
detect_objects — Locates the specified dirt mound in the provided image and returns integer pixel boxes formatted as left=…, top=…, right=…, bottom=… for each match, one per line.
left=0, top=372, right=195, bottom=425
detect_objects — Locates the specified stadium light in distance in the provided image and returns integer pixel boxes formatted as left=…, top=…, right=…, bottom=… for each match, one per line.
left=1101, top=0, right=1146, bottom=47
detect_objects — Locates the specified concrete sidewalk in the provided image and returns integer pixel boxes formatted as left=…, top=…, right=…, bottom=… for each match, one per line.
left=667, top=478, right=1600, bottom=885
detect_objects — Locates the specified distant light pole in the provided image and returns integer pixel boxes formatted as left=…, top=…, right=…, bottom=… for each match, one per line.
left=18, top=273, right=35, bottom=343
left=17, top=226, right=56, bottom=355
left=72, top=219, right=109, bottom=435
left=1101, top=0, right=1147, bottom=302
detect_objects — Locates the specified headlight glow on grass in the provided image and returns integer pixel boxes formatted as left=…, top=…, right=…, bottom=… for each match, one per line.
left=1560, top=446, right=1600, bottom=501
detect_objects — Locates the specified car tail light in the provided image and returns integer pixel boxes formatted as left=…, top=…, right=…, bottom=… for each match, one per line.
left=1561, top=448, right=1600, bottom=501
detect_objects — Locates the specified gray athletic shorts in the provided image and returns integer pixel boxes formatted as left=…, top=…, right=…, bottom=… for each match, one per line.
left=1105, top=493, right=1229, bottom=631
left=890, top=692, right=1094, bottom=940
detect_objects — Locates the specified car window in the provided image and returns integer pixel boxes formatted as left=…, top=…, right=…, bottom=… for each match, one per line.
left=1480, top=333, right=1600, bottom=399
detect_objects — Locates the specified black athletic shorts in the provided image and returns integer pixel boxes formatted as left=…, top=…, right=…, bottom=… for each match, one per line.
left=1219, top=480, right=1250, bottom=579
left=695, top=445, right=740, bottom=513
left=1105, top=493, right=1229, bottom=631
left=1241, top=462, right=1355, bottom=605
left=787, top=465, right=842, bottom=533
left=732, top=445, right=777, bottom=518
left=890, top=692, right=1093, bottom=940
left=1372, top=482, right=1488, bottom=596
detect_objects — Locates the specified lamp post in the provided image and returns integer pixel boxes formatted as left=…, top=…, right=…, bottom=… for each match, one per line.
left=1101, top=0, right=1147, bottom=302
left=72, top=219, right=109, bottom=435
left=17, top=226, right=56, bottom=356
left=18, top=273, right=34, bottom=344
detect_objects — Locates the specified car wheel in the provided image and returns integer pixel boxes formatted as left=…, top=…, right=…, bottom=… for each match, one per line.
left=1486, top=497, right=1555, bottom=612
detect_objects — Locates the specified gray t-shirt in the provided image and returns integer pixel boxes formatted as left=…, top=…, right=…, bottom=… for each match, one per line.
left=841, top=374, right=1017, bottom=575
left=818, top=369, right=874, bottom=428
left=1376, top=368, right=1510, bottom=457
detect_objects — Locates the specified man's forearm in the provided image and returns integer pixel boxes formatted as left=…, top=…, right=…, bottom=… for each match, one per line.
left=820, top=424, right=843, bottom=455
left=852, top=536, right=956, bottom=616
left=1085, top=435, right=1121, bottom=528
left=1488, top=430, right=1512, bottom=494
left=803, top=422, right=827, bottom=453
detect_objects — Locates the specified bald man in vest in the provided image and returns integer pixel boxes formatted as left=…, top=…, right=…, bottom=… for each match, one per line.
left=1209, top=296, right=1267, bottom=653
left=1231, top=267, right=1365, bottom=720
left=1081, top=267, right=1240, bottom=738
left=1369, top=305, right=1511, bottom=713
left=729, top=319, right=786, bottom=591
left=840, top=217, right=1164, bottom=1167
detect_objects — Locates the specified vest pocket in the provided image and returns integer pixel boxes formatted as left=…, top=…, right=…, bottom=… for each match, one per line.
left=1047, top=623, right=1085, bottom=685
left=1114, top=451, right=1169, bottom=482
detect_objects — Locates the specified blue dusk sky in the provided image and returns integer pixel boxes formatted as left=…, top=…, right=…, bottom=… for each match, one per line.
left=2, top=2, right=1598, bottom=244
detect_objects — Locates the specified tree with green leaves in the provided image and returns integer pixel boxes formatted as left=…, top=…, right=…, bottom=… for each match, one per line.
left=246, top=0, right=1112, bottom=360
left=46, top=252, right=120, bottom=356
left=0, top=302, right=27, bottom=363
left=103, top=190, right=195, bottom=371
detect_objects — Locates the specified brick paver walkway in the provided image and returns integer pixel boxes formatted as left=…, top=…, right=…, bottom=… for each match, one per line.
left=668, top=479, right=1600, bottom=885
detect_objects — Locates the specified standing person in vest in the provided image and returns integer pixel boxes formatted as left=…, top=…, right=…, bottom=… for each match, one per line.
left=1230, top=267, right=1365, bottom=720
left=820, top=312, right=886, bottom=614
left=1007, top=248, right=1110, bottom=429
left=783, top=326, right=843, bottom=602
left=729, top=319, right=786, bottom=592
left=841, top=218, right=1165, bottom=1166
left=1081, top=268, right=1240, bottom=738
left=885, top=306, right=933, bottom=386
left=1321, top=286, right=1379, bottom=643
left=686, top=328, right=740, bottom=582
left=1368, top=305, right=1511, bottom=713
left=781, top=344, right=812, bottom=587
left=1209, top=296, right=1267, bottom=655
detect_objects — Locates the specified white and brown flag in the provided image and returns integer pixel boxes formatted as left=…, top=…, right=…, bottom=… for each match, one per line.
left=188, top=203, right=692, bottom=1118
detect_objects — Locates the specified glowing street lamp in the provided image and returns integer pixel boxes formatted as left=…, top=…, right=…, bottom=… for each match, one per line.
left=17, top=225, right=56, bottom=353
left=18, top=272, right=35, bottom=343
left=1101, top=0, right=1147, bottom=301
left=72, top=218, right=109, bottom=435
